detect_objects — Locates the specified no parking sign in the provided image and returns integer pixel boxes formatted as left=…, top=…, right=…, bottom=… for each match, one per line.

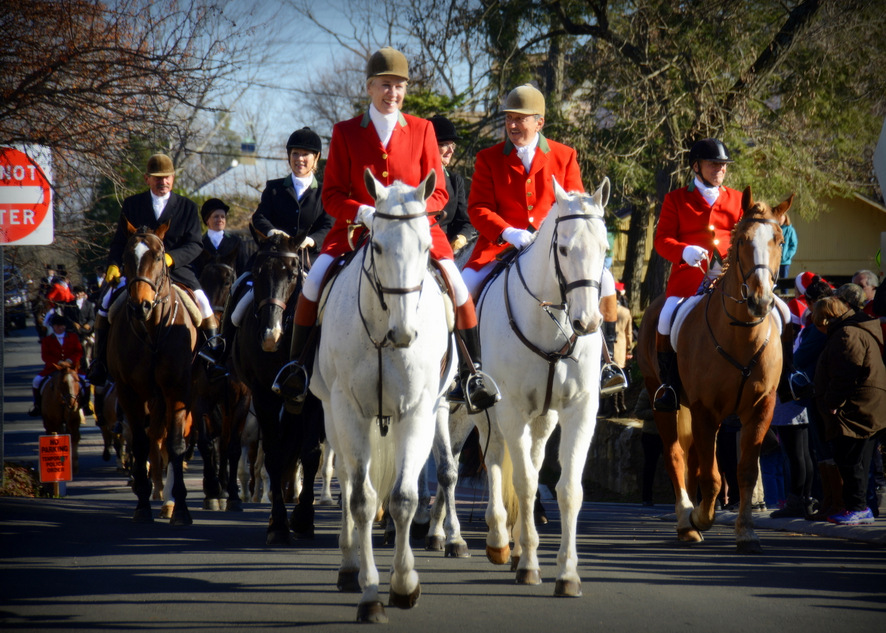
left=0, top=145, right=53, bottom=245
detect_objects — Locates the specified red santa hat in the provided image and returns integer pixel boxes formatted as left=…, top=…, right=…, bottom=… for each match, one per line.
left=795, top=271, right=817, bottom=295
left=615, top=282, right=625, bottom=292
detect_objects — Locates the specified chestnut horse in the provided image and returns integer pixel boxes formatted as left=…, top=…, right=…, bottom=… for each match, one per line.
left=40, top=361, right=84, bottom=474
left=637, top=187, right=792, bottom=553
left=107, top=222, right=198, bottom=525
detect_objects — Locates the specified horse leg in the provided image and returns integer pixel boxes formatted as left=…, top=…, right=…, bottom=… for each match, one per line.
left=479, top=416, right=512, bottom=565
left=552, top=409, right=595, bottom=597
left=428, top=402, right=469, bottom=557
left=318, top=440, right=336, bottom=505
left=225, top=424, right=243, bottom=512
left=686, top=406, right=721, bottom=534
left=122, top=394, right=152, bottom=522
left=509, top=417, right=551, bottom=586
left=734, top=404, right=773, bottom=554
left=411, top=460, right=432, bottom=542
left=197, top=411, right=222, bottom=511
left=351, top=460, right=385, bottom=623
left=167, top=401, right=192, bottom=526
left=654, top=405, right=700, bottom=542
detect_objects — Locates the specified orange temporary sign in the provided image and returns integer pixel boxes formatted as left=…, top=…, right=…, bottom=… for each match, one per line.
left=39, top=434, right=73, bottom=482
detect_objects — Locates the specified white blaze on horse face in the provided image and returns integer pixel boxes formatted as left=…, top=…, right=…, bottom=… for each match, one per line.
left=751, top=222, right=777, bottom=293
left=133, top=241, right=150, bottom=268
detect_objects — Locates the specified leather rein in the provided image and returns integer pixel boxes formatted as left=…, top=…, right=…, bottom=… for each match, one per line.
left=502, top=212, right=605, bottom=415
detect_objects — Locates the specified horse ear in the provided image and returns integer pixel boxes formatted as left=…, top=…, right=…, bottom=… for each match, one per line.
left=594, top=177, right=611, bottom=209
left=552, top=176, right=567, bottom=205
left=364, top=168, right=383, bottom=201
left=249, top=222, right=268, bottom=244
left=774, top=193, right=795, bottom=217
left=155, top=222, right=170, bottom=240
left=419, top=170, right=436, bottom=202
left=126, top=218, right=138, bottom=234
left=741, top=186, right=754, bottom=212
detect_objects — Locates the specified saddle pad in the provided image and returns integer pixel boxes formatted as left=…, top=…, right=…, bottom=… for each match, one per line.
left=670, top=295, right=703, bottom=351
left=173, top=285, right=203, bottom=327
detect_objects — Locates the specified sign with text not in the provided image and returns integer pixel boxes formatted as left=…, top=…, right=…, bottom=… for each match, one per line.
left=39, top=434, right=73, bottom=482
left=0, top=145, right=53, bottom=245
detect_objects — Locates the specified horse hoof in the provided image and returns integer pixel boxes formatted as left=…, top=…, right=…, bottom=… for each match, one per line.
left=266, top=529, right=292, bottom=547
left=226, top=498, right=243, bottom=512
left=159, top=504, right=174, bottom=519
left=736, top=540, right=763, bottom=555
left=510, top=555, right=520, bottom=572
left=356, top=600, right=387, bottom=624
left=426, top=535, right=445, bottom=551
left=410, top=520, right=430, bottom=541
left=677, top=528, right=704, bottom=543
left=486, top=545, right=511, bottom=565
left=554, top=579, right=582, bottom=597
left=294, top=526, right=315, bottom=540
left=170, top=509, right=193, bottom=527
left=515, top=568, right=541, bottom=585
left=445, top=542, right=470, bottom=558
left=102, top=448, right=111, bottom=461
left=389, top=584, right=421, bottom=609
left=337, top=569, right=361, bottom=593
left=203, top=498, right=220, bottom=511
left=132, top=507, right=153, bottom=523
left=317, top=497, right=337, bottom=506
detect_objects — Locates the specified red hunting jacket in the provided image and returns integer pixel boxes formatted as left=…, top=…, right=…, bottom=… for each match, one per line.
left=320, top=111, right=452, bottom=259
left=464, top=134, right=583, bottom=271
left=655, top=183, right=743, bottom=298
left=39, top=332, right=83, bottom=377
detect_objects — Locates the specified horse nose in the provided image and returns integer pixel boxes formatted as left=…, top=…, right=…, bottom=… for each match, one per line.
left=261, top=328, right=282, bottom=352
left=572, top=311, right=602, bottom=336
left=387, top=326, right=417, bottom=348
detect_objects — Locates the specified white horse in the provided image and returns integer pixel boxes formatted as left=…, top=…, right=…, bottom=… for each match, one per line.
left=310, top=169, right=455, bottom=624
left=448, top=177, right=610, bottom=596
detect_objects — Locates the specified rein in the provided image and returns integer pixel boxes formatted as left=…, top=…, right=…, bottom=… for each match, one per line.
left=357, top=208, right=432, bottom=436
left=501, top=211, right=604, bottom=415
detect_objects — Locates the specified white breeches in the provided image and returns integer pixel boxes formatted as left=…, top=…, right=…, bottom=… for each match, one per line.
left=462, top=261, right=497, bottom=298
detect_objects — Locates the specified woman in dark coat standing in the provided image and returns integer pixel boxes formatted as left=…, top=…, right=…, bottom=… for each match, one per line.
left=813, top=295, right=886, bottom=525
left=428, top=114, right=476, bottom=257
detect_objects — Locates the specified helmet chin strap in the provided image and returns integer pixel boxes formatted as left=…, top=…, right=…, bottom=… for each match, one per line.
left=693, top=165, right=718, bottom=189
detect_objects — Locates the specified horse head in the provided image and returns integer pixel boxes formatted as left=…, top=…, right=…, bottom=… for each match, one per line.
left=363, top=168, right=436, bottom=348
left=199, top=260, right=236, bottom=320
left=729, top=186, right=793, bottom=318
left=52, top=362, right=81, bottom=411
left=123, top=221, right=170, bottom=322
left=549, top=176, right=611, bottom=336
left=251, top=227, right=305, bottom=352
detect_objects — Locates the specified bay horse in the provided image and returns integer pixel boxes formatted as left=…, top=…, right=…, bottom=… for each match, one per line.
left=230, top=229, right=324, bottom=543
left=107, top=221, right=198, bottom=525
left=40, top=361, right=84, bottom=474
left=636, top=187, right=792, bottom=553
left=310, top=170, right=455, bottom=623
left=455, top=177, right=610, bottom=596
left=193, top=257, right=252, bottom=512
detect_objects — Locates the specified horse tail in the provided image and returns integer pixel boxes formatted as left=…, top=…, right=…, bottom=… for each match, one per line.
left=500, top=441, right=519, bottom=529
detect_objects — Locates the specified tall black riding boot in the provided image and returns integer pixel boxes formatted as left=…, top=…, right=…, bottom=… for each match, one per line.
left=450, top=325, right=500, bottom=413
left=86, top=314, right=109, bottom=385
left=653, top=350, right=681, bottom=413
left=274, top=296, right=320, bottom=413
left=29, top=387, right=42, bottom=417
left=80, top=381, right=93, bottom=416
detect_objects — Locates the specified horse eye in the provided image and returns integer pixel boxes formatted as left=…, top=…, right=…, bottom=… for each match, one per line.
left=558, top=246, right=568, bottom=257
left=372, top=242, right=382, bottom=254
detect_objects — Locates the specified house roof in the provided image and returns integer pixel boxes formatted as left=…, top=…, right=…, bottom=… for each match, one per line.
left=193, top=156, right=289, bottom=201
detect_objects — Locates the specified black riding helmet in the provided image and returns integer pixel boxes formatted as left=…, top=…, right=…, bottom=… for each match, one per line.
left=688, top=138, right=733, bottom=165
left=286, top=127, right=322, bottom=154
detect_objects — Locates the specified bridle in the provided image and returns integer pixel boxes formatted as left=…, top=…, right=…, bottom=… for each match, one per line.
left=127, top=232, right=170, bottom=314
left=253, top=248, right=304, bottom=315
left=716, top=217, right=782, bottom=325
left=502, top=210, right=606, bottom=415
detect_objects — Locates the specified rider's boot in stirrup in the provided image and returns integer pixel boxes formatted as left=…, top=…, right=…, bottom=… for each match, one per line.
left=273, top=296, right=317, bottom=413
left=86, top=314, right=109, bottom=385
left=653, top=349, right=681, bottom=413
left=197, top=315, right=228, bottom=382
left=29, top=387, right=42, bottom=418
left=449, top=325, right=500, bottom=413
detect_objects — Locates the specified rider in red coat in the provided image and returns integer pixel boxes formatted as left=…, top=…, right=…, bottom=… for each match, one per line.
left=651, top=138, right=743, bottom=412
left=30, top=313, right=87, bottom=417
left=463, top=84, right=584, bottom=292
left=277, top=47, right=499, bottom=414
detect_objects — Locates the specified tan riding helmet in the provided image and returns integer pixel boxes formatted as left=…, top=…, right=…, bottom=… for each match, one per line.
left=146, top=153, right=175, bottom=177
left=366, top=47, right=409, bottom=81
left=503, top=84, right=546, bottom=117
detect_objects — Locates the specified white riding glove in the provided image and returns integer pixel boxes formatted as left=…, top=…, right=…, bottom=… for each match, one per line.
left=682, top=245, right=709, bottom=267
left=297, top=236, right=315, bottom=250
left=356, top=205, right=376, bottom=226
left=267, top=228, right=290, bottom=238
left=501, top=227, right=533, bottom=249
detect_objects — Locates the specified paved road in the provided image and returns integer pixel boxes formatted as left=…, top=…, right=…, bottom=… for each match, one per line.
left=2, top=328, right=885, bottom=632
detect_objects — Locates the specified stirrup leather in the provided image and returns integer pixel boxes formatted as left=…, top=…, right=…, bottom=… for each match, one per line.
left=272, top=360, right=310, bottom=402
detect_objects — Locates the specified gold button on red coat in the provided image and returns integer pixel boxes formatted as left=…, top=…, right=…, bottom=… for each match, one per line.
left=382, top=171, right=389, bottom=178
left=382, top=154, right=388, bottom=159
left=528, top=205, right=534, bottom=211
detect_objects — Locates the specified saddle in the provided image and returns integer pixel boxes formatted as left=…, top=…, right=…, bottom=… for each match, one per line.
left=107, top=281, right=202, bottom=327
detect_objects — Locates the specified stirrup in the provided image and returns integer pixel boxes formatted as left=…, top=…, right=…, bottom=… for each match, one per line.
left=652, top=384, right=679, bottom=413
left=272, top=361, right=310, bottom=402
left=788, top=370, right=813, bottom=400
left=463, top=370, right=501, bottom=414
left=600, top=363, right=628, bottom=398
left=196, top=335, right=225, bottom=364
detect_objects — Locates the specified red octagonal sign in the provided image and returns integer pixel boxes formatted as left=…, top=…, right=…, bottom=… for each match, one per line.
left=1, top=146, right=53, bottom=245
